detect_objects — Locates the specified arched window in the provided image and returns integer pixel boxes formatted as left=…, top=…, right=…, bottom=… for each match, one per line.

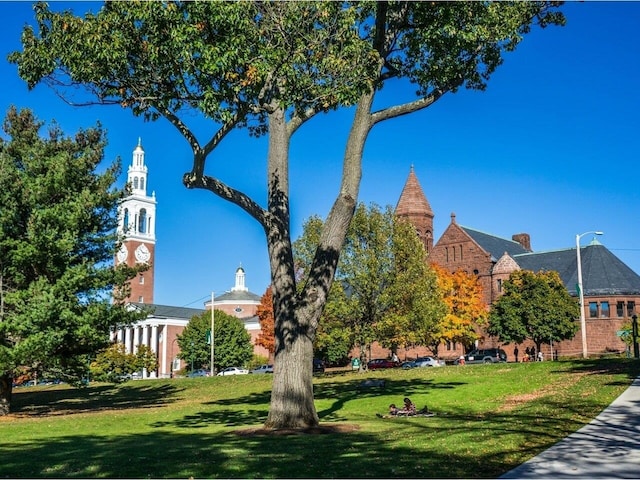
left=138, top=208, right=147, bottom=234
left=133, top=177, right=139, bottom=190
left=123, top=208, right=130, bottom=232
left=140, top=178, right=144, bottom=191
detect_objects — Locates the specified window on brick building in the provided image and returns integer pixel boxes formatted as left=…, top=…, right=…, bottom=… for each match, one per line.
left=600, top=301, right=610, bottom=318
left=497, top=279, right=502, bottom=293
left=445, top=247, right=449, bottom=262
left=138, top=295, right=143, bottom=303
left=139, top=274, right=144, bottom=284
left=628, top=301, right=636, bottom=316
left=459, top=245, right=463, bottom=261
left=617, top=302, right=624, bottom=317
left=589, top=302, right=598, bottom=318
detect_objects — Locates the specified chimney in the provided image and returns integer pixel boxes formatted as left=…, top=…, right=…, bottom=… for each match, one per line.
left=512, top=233, right=531, bottom=252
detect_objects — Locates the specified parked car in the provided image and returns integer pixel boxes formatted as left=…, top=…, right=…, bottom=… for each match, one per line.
left=217, top=367, right=249, bottom=376
left=313, top=358, right=325, bottom=373
left=367, top=358, right=400, bottom=370
left=457, top=348, right=507, bottom=365
left=402, top=356, right=444, bottom=369
left=186, top=369, right=210, bottom=377
left=250, top=364, right=274, bottom=374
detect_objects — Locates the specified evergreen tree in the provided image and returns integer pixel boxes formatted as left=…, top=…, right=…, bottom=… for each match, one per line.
left=0, top=107, right=144, bottom=415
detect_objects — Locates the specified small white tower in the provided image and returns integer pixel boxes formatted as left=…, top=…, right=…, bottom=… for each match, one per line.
left=231, top=265, right=248, bottom=293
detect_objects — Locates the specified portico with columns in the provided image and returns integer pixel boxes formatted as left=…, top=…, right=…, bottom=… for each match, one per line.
left=113, top=304, right=201, bottom=378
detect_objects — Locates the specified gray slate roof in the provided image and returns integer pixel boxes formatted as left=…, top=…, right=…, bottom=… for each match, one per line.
left=215, top=290, right=261, bottom=303
left=515, top=242, right=640, bottom=296
left=461, top=226, right=530, bottom=261
left=129, top=302, right=205, bottom=320
left=459, top=226, right=640, bottom=296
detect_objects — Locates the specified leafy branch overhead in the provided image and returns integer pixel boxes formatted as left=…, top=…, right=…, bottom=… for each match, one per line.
left=11, top=1, right=564, bottom=217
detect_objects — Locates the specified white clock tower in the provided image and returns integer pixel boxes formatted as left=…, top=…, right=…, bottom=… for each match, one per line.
left=116, top=138, right=157, bottom=304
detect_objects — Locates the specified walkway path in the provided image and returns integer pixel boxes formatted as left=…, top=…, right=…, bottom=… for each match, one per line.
left=501, top=376, right=640, bottom=478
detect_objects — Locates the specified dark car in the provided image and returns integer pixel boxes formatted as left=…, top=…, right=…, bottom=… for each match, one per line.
left=458, top=348, right=507, bottom=364
left=367, top=358, right=400, bottom=370
left=313, top=358, right=325, bottom=373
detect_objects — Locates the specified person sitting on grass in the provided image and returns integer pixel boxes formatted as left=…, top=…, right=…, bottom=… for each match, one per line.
left=388, top=403, right=399, bottom=416
left=397, top=397, right=417, bottom=416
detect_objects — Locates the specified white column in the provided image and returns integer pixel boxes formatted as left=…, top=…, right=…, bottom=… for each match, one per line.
left=162, top=324, right=168, bottom=378
left=117, top=328, right=123, bottom=343
left=124, top=328, right=132, bottom=354
left=142, top=325, right=149, bottom=378
left=133, top=326, right=140, bottom=354
left=150, top=324, right=158, bottom=378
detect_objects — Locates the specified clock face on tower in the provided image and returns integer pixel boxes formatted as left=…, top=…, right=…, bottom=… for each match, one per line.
left=135, top=243, right=151, bottom=263
left=117, top=244, right=128, bottom=264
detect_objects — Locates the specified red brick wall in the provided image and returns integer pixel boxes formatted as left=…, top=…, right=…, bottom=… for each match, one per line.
left=122, top=240, right=155, bottom=304
left=430, top=222, right=495, bottom=305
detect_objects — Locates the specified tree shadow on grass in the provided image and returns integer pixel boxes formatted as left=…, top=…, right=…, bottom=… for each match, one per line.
left=313, top=377, right=466, bottom=420
left=553, top=357, right=640, bottom=383
left=6, top=361, right=637, bottom=478
left=11, top=382, right=184, bottom=417
left=0, top=398, right=604, bottom=479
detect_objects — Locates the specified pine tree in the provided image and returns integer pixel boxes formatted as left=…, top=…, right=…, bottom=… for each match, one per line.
left=0, top=107, right=144, bottom=415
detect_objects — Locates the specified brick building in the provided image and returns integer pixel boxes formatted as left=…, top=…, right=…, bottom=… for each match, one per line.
left=396, top=167, right=640, bottom=360
left=114, top=266, right=267, bottom=378
left=113, top=141, right=268, bottom=377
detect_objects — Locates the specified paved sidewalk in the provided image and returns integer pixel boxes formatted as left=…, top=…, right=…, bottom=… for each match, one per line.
left=501, top=376, right=640, bottom=478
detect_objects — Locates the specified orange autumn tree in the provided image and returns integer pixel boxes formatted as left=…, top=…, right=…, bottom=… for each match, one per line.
left=431, top=263, right=488, bottom=351
left=255, top=287, right=275, bottom=358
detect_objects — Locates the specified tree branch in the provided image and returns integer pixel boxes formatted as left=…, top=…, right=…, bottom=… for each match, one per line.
left=182, top=171, right=269, bottom=227
left=370, top=87, right=446, bottom=126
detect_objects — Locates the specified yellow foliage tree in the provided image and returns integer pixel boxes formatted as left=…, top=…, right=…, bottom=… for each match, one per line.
left=431, top=263, right=488, bottom=349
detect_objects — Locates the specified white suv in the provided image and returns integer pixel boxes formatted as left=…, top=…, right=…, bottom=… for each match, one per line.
left=250, top=364, right=274, bottom=374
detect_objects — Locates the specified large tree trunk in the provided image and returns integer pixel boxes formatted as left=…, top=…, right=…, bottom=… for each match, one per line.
left=0, top=374, right=13, bottom=416
left=265, top=306, right=319, bottom=428
left=263, top=93, right=375, bottom=429
left=262, top=106, right=318, bottom=429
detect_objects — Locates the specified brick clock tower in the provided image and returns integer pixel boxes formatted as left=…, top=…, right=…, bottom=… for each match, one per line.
left=116, top=139, right=157, bottom=304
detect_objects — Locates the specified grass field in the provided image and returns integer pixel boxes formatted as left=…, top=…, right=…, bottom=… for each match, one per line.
left=1, top=357, right=639, bottom=478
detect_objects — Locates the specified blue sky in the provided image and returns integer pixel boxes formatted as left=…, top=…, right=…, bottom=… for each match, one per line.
left=1, top=2, right=639, bottom=308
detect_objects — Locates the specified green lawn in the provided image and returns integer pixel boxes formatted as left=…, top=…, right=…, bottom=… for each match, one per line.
left=2, top=358, right=639, bottom=478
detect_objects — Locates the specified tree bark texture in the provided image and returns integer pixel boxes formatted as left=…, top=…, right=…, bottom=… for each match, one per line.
left=0, top=374, right=12, bottom=416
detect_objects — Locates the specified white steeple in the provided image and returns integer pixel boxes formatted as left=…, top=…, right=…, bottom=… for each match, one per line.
left=127, top=137, right=148, bottom=196
left=117, top=138, right=157, bottom=241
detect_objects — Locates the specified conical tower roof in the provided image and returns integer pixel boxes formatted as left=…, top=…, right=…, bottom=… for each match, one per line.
left=395, top=166, right=433, bottom=218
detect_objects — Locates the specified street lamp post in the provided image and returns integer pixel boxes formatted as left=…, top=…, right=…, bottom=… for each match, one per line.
left=576, top=230, right=603, bottom=358
left=214, top=292, right=216, bottom=377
